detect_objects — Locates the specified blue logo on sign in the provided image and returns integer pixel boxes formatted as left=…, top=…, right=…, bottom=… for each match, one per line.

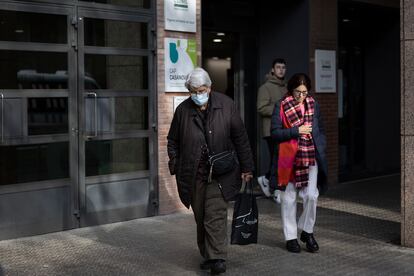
left=169, top=42, right=178, bottom=64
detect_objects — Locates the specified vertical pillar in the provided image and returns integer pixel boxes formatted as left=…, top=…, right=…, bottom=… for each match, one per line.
left=309, top=0, right=339, bottom=186
left=401, top=0, right=414, bottom=247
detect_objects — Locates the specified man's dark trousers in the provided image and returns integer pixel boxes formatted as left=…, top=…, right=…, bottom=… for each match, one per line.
left=191, top=161, right=228, bottom=260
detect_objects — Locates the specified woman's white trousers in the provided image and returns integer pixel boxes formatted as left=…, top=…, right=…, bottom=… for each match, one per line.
left=280, top=164, right=319, bottom=241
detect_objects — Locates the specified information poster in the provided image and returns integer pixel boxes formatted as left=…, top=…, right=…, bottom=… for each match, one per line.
left=165, top=38, right=197, bottom=92
left=315, top=49, right=336, bottom=93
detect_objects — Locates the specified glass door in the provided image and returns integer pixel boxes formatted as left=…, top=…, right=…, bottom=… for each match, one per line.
left=0, top=3, right=77, bottom=238
left=77, top=8, right=156, bottom=226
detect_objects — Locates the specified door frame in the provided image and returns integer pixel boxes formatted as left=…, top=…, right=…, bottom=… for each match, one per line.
left=0, top=1, right=79, bottom=236
left=75, top=6, right=157, bottom=226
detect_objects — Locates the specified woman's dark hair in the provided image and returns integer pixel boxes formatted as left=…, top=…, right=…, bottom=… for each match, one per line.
left=287, top=73, right=312, bottom=95
left=272, top=58, right=286, bottom=67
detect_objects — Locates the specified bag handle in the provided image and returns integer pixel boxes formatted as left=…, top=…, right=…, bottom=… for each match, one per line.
left=240, top=179, right=253, bottom=195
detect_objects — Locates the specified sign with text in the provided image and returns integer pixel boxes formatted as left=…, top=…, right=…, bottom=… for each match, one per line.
left=165, top=0, right=196, bottom=33
left=173, top=96, right=189, bottom=112
left=165, top=38, right=197, bottom=92
left=315, top=49, right=336, bottom=93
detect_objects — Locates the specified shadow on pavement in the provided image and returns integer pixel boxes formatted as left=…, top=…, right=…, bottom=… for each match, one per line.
left=256, top=198, right=400, bottom=245
left=61, top=174, right=402, bottom=274
left=324, top=174, right=400, bottom=213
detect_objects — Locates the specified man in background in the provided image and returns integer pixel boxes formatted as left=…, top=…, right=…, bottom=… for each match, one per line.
left=257, top=58, right=287, bottom=199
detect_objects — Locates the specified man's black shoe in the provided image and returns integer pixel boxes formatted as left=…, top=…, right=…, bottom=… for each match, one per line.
left=199, top=259, right=215, bottom=270
left=210, top=259, right=226, bottom=274
left=300, top=231, right=319, bottom=253
left=286, top=239, right=301, bottom=253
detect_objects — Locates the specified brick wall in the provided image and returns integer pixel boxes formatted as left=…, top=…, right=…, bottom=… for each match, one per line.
left=309, top=0, right=339, bottom=185
left=156, top=0, right=202, bottom=215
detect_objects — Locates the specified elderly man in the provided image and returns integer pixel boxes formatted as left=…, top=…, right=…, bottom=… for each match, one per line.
left=167, top=67, right=254, bottom=274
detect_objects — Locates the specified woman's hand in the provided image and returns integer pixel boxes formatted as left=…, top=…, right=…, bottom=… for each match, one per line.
left=241, top=172, right=253, bottom=182
left=299, top=125, right=312, bottom=135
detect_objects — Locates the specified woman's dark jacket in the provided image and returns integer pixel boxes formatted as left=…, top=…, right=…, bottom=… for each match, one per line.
left=167, top=91, right=254, bottom=208
left=270, top=98, right=328, bottom=194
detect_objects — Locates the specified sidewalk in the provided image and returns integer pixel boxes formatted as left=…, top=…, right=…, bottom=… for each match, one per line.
left=0, top=174, right=413, bottom=275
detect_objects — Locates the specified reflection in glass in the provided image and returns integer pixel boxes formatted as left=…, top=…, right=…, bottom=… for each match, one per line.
left=84, top=18, right=148, bottom=49
left=0, top=142, right=69, bottom=185
left=85, top=96, right=148, bottom=135
left=114, top=97, right=148, bottom=131
left=79, top=0, right=150, bottom=8
left=28, top=98, right=68, bottom=135
left=84, top=55, right=148, bottom=90
left=0, top=51, right=68, bottom=89
left=2, top=98, right=24, bottom=138
left=0, top=10, right=67, bottom=43
left=85, top=138, right=149, bottom=176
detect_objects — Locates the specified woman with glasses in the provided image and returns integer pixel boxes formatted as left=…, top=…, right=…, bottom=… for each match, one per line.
left=270, top=73, right=327, bottom=253
left=167, top=68, right=254, bottom=274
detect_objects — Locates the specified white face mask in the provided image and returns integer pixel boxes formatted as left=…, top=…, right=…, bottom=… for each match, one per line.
left=191, top=92, right=209, bottom=106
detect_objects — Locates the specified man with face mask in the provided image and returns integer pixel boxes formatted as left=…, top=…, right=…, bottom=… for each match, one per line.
left=167, top=67, right=254, bottom=274
left=257, top=58, right=287, bottom=199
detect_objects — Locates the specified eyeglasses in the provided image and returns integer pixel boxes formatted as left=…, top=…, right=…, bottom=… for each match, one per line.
left=293, top=89, right=308, bottom=97
left=189, top=87, right=209, bottom=95
left=190, top=90, right=208, bottom=95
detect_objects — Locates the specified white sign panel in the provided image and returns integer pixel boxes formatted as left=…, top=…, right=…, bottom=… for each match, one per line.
left=315, top=49, right=336, bottom=93
left=165, top=0, right=196, bottom=33
left=173, top=96, right=189, bottom=112
left=165, top=38, right=197, bottom=92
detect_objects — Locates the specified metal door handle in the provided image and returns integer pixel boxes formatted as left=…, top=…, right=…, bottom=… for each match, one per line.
left=0, top=93, right=4, bottom=143
left=86, top=92, right=98, bottom=139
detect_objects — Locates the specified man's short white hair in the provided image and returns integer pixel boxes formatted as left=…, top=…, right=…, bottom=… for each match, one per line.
left=185, top=67, right=212, bottom=90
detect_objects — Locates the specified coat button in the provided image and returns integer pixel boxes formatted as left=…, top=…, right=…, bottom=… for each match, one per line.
left=209, top=130, right=212, bottom=134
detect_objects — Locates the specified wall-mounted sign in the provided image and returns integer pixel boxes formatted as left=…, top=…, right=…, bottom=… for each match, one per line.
left=165, top=0, right=196, bottom=33
left=315, top=49, right=336, bottom=93
left=165, top=38, right=197, bottom=92
left=173, top=96, right=189, bottom=112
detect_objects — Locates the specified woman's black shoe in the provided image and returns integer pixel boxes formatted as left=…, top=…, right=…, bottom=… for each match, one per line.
left=300, top=231, right=319, bottom=253
left=199, top=259, right=215, bottom=270
left=210, top=259, right=226, bottom=274
left=286, top=239, right=301, bottom=253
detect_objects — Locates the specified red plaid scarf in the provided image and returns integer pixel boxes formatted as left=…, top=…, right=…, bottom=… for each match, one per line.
left=280, top=95, right=316, bottom=188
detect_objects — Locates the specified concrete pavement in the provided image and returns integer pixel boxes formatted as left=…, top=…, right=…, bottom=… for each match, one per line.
left=0, top=174, right=412, bottom=275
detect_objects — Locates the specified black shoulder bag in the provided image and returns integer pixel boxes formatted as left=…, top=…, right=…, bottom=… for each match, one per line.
left=208, top=150, right=237, bottom=183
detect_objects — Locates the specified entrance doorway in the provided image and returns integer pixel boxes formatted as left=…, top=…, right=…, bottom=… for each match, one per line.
left=338, top=1, right=400, bottom=181
left=202, top=30, right=258, bottom=164
left=0, top=0, right=156, bottom=239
